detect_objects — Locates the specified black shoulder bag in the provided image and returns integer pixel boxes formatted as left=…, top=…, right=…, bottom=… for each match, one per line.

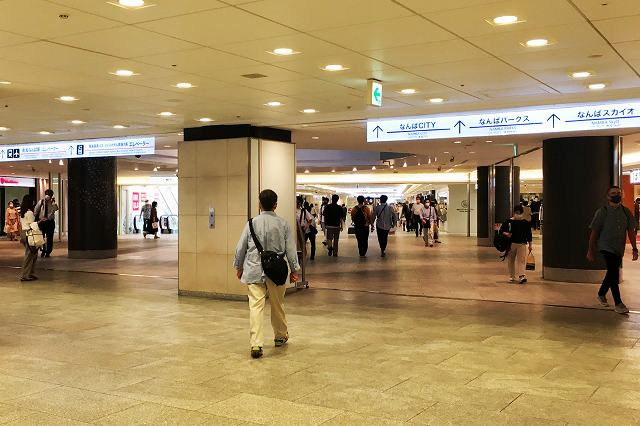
left=248, top=218, right=289, bottom=286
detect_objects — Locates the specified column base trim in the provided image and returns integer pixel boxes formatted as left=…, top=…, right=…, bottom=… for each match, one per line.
left=543, top=266, right=605, bottom=283
left=68, top=249, right=117, bottom=259
left=477, top=237, right=492, bottom=247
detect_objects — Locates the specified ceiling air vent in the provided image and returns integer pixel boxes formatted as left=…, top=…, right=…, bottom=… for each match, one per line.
left=241, top=73, right=268, bottom=79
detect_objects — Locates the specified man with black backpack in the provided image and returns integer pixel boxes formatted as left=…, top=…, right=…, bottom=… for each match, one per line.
left=234, top=189, right=300, bottom=359
left=587, top=186, right=638, bottom=314
left=351, top=195, right=372, bottom=258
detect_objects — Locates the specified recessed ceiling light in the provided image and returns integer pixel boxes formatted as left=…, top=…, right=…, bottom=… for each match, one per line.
left=403, top=161, right=408, bottom=168
left=113, top=69, right=135, bottom=77
left=322, top=64, right=348, bottom=71
left=589, top=83, right=606, bottom=90
left=352, top=167, right=357, bottom=172
left=163, top=145, right=171, bottom=148
left=304, top=169, right=310, bottom=174
left=469, top=151, right=476, bottom=154
left=153, top=167, right=158, bottom=172
left=429, top=98, right=445, bottom=103
left=0, top=126, right=10, bottom=131
left=444, top=151, right=450, bottom=154
left=486, top=140, right=493, bottom=143
left=400, top=88, right=417, bottom=95
left=134, top=167, right=139, bottom=171
left=119, top=0, right=144, bottom=6
left=331, top=169, right=336, bottom=173
left=311, top=136, right=319, bottom=140
left=197, top=117, right=213, bottom=122
left=271, top=48, right=298, bottom=56
left=175, top=82, right=194, bottom=89
left=39, top=131, right=52, bottom=135
left=390, top=165, right=394, bottom=169
left=59, top=159, right=64, bottom=166
left=58, top=96, right=77, bottom=102
left=302, top=108, right=317, bottom=113
left=454, top=141, right=462, bottom=144
left=71, top=120, right=85, bottom=125
left=0, top=81, right=11, bottom=85
left=571, top=71, right=592, bottom=78
left=525, top=38, right=549, bottom=47
left=265, top=101, right=283, bottom=107
left=159, top=111, right=174, bottom=116
left=492, top=15, right=519, bottom=25
left=113, top=124, right=127, bottom=129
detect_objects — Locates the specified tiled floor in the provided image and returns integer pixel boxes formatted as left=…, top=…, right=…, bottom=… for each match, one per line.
left=0, top=233, right=640, bottom=424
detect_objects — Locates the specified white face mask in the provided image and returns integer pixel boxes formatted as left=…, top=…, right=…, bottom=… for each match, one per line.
left=45, top=195, right=51, bottom=201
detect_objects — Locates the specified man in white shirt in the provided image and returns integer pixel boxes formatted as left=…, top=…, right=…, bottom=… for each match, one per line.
left=411, top=196, right=426, bottom=238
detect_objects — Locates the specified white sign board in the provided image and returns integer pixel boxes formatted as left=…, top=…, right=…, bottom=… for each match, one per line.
left=367, top=100, right=640, bottom=142
left=0, top=137, right=155, bottom=162
left=0, top=176, right=35, bottom=187
left=630, top=169, right=640, bottom=185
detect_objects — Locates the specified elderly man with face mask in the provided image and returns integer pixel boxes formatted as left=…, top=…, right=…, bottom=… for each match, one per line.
left=34, top=189, right=58, bottom=258
left=587, top=186, right=638, bottom=314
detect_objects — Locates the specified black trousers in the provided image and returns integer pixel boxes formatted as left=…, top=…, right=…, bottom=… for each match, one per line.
left=413, top=215, right=422, bottom=237
left=377, top=228, right=390, bottom=252
left=304, top=231, right=316, bottom=259
left=531, top=213, right=540, bottom=230
left=599, top=250, right=623, bottom=305
left=143, top=218, right=150, bottom=234
left=354, top=226, right=369, bottom=256
left=41, top=221, right=55, bottom=255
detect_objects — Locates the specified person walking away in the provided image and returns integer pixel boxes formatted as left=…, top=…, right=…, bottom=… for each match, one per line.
left=320, top=197, right=328, bottom=246
left=34, top=189, right=58, bottom=258
left=403, top=203, right=413, bottom=232
left=351, top=196, right=372, bottom=258
left=412, top=197, right=426, bottom=237
left=140, top=200, right=152, bottom=238
left=422, top=200, right=439, bottom=247
left=530, top=196, right=541, bottom=230
left=234, top=189, right=300, bottom=359
left=149, top=201, right=160, bottom=239
left=522, top=200, right=532, bottom=223
left=323, top=195, right=344, bottom=257
left=587, top=186, right=638, bottom=314
left=19, top=194, right=38, bottom=281
left=500, top=205, right=533, bottom=284
left=374, top=195, right=396, bottom=257
left=297, top=196, right=316, bottom=260
left=4, top=200, right=20, bottom=241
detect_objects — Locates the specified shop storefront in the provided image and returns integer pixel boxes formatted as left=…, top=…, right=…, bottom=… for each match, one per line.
left=118, top=176, right=179, bottom=235
left=0, top=176, right=36, bottom=237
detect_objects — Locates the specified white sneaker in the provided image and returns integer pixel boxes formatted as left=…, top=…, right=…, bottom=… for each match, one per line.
left=597, top=295, right=609, bottom=307
left=615, top=303, right=630, bottom=314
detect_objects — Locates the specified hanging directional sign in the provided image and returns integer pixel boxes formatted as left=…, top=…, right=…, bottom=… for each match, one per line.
left=367, top=100, right=640, bottom=142
left=367, top=79, right=383, bottom=107
left=0, top=136, right=155, bottom=163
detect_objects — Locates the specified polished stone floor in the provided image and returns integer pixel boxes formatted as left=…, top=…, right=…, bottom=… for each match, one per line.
left=0, top=233, right=640, bottom=424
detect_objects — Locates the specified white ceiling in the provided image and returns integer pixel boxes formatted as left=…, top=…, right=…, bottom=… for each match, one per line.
left=0, top=0, right=639, bottom=169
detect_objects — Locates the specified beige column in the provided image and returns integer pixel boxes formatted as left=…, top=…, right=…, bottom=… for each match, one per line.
left=178, top=129, right=296, bottom=300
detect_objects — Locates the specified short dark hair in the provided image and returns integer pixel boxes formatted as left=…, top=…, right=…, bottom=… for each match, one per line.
left=44, top=189, right=54, bottom=197
left=357, top=195, right=365, bottom=204
left=380, top=195, right=388, bottom=203
left=260, top=189, right=278, bottom=211
left=514, top=205, right=524, bottom=214
left=296, top=195, right=304, bottom=207
left=152, top=201, right=158, bottom=207
left=331, top=194, right=339, bottom=204
left=608, top=185, right=621, bottom=193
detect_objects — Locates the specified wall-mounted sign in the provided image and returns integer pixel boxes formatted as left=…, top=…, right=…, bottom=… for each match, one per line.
left=367, top=79, right=383, bottom=107
left=630, top=169, right=640, bottom=184
left=367, top=100, right=640, bottom=142
left=0, top=136, right=155, bottom=163
left=0, top=176, right=36, bottom=187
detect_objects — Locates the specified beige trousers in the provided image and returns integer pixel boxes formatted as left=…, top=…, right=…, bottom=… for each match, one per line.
left=247, top=279, right=287, bottom=348
left=507, top=243, right=528, bottom=279
left=422, top=222, right=434, bottom=245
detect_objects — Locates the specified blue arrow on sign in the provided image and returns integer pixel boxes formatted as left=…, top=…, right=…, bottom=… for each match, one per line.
left=372, top=125, right=383, bottom=137
left=454, top=120, right=466, bottom=134
left=547, top=113, right=561, bottom=128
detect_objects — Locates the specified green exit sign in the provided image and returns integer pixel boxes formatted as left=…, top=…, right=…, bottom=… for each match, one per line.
left=367, top=79, right=382, bottom=107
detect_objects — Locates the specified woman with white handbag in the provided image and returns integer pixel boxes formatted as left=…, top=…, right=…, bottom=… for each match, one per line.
left=19, top=194, right=42, bottom=282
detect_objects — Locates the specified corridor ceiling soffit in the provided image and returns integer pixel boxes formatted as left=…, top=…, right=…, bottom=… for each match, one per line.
left=0, top=0, right=637, bottom=155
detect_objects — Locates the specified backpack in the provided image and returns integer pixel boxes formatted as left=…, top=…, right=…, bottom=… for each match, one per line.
left=248, top=218, right=289, bottom=286
left=353, top=206, right=366, bottom=227
left=494, top=220, right=512, bottom=260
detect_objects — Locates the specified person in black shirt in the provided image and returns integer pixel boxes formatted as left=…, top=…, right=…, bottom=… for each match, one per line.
left=323, top=194, right=344, bottom=257
left=500, top=205, right=533, bottom=284
left=530, top=196, right=541, bottom=230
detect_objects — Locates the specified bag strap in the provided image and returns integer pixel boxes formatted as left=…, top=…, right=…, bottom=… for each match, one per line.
left=247, top=218, right=264, bottom=254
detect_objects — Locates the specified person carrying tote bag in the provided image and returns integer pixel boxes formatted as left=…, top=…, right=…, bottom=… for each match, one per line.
left=18, top=194, right=41, bottom=282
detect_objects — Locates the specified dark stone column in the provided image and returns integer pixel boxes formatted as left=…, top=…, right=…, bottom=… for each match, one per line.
left=543, top=136, right=619, bottom=282
left=477, top=166, right=490, bottom=246
left=495, top=166, right=515, bottom=224
left=68, top=157, right=117, bottom=259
